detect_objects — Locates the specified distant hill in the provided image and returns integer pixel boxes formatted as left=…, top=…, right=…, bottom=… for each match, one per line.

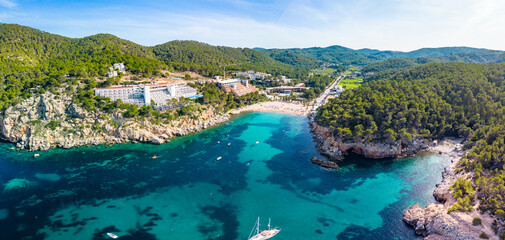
left=362, top=50, right=505, bottom=73
left=358, top=47, right=491, bottom=59
left=257, top=45, right=381, bottom=66
left=152, top=41, right=317, bottom=78
left=2, top=23, right=505, bottom=79
left=258, top=45, right=504, bottom=67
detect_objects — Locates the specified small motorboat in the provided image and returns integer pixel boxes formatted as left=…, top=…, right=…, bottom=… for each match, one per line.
left=228, top=143, right=231, bottom=146
left=151, top=155, right=157, bottom=159
left=217, top=156, right=222, bottom=161
left=218, top=141, right=220, bottom=143
left=107, top=232, right=118, bottom=239
left=256, top=141, right=259, bottom=144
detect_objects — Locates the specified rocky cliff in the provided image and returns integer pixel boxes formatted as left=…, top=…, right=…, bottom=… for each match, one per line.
left=402, top=142, right=501, bottom=239
left=0, top=93, right=229, bottom=151
left=309, top=120, right=503, bottom=239
left=309, top=121, right=429, bottom=160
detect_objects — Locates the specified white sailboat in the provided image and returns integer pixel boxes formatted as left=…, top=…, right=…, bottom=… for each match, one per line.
left=248, top=217, right=281, bottom=240
left=106, top=232, right=118, bottom=239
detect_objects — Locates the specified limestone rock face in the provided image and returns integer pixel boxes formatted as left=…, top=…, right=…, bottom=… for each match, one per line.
left=0, top=92, right=230, bottom=151
left=403, top=158, right=499, bottom=239
left=309, top=121, right=429, bottom=160
left=66, top=102, right=87, bottom=119
left=403, top=203, right=484, bottom=240
left=403, top=204, right=428, bottom=235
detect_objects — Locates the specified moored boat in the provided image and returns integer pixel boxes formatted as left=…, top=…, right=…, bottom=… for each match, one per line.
left=248, top=217, right=281, bottom=240
left=106, top=232, right=118, bottom=239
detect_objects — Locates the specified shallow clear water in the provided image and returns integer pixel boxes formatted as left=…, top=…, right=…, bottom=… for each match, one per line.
left=0, top=112, right=449, bottom=240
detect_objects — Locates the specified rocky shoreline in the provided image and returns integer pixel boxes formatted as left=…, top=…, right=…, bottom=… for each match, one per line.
left=308, top=120, right=502, bottom=239
left=0, top=93, right=230, bottom=151
left=309, top=121, right=429, bottom=161
left=403, top=140, right=500, bottom=239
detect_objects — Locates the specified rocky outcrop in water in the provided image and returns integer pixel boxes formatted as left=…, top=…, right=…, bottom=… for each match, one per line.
left=309, top=121, right=429, bottom=160
left=0, top=93, right=229, bottom=151
left=311, top=156, right=339, bottom=169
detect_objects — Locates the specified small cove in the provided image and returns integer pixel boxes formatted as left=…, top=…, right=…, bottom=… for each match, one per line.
left=0, top=112, right=449, bottom=240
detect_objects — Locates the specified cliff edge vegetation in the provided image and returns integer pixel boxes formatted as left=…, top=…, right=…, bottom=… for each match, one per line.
left=314, top=62, right=505, bottom=237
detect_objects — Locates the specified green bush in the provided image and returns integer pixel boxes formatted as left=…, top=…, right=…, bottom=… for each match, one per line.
left=45, top=120, right=60, bottom=130
left=472, top=217, right=482, bottom=226
left=479, top=232, right=489, bottom=239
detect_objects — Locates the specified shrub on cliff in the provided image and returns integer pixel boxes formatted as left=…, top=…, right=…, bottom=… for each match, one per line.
left=45, top=120, right=60, bottom=130
left=473, top=217, right=482, bottom=226
left=315, top=62, right=505, bottom=217
left=448, top=178, right=475, bottom=213
left=316, top=63, right=505, bottom=144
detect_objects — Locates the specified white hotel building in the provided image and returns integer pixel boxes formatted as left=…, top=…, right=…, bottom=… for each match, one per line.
left=95, top=83, right=198, bottom=108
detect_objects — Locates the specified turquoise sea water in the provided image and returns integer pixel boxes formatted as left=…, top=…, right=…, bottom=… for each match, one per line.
left=0, top=112, right=449, bottom=240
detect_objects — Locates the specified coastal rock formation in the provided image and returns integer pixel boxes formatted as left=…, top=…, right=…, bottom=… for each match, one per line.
left=309, top=121, right=429, bottom=160
left=309, top=119, right=502, bottom=239
left=0, top=93, right=229, bottom=151
left=402, top=144, right=499, bottom=239
left=310, top=157, right=339, bottom=169
left=403, top=199, right=498, bottom=239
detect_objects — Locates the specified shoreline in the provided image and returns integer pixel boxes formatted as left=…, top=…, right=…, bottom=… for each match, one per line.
left=404, top=138, right=499, bottom=239
left=1, top=97, right=313, bottom=152
left=229, top=101, right=312, bottom=117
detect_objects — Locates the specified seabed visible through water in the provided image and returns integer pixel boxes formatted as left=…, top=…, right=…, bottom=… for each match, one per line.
left=0, top=112, right=449, bottom=240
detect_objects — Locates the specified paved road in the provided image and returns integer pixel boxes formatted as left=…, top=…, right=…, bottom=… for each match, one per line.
left=314, top=76, right=342, bottom=109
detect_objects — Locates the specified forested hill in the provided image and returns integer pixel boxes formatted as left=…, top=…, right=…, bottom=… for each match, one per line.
left=257, top=45, right=382, bottom=66
left=152, top=41, right=318, bottom=78
left=357, top=46, right=490, bottom=59
left=0, top=23, right=167, bottom=78
left=317, top=62, right=505, bottom=143
left=316, top=62, right=505, bottom=216
left=0, top=23, right=316, bottom=79
left=362, top=50, right=505, bottom=74
left=257, top=45, right=504, bottom=66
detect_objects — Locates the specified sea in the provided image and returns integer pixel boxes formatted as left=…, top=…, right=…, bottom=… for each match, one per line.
left=0, top=112, right=449, bottom=240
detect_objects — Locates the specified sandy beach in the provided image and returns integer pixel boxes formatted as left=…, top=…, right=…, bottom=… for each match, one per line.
left=428, top=138, right=465, bottom=165
left=229, top=101, right=312, bottom=116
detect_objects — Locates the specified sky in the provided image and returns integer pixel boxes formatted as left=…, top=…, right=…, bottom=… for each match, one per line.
left=1, top=0, right=505, bottom=51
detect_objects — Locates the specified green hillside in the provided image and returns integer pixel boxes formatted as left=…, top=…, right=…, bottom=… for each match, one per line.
left=362, top=51, right=505, bottom=73
left=0, top=23, right=167, bottom=78
left=316, top=62, right=505, bottom=217
left=259, top=45, right=503, bottom=67
left=258, top=45, right=381, bottom=66
left=0, top=23, right=320, bottom=110
left=359, top=46, right=490, bottom=59
left=152, top=41, right=316, bottom=78
left=0, top=23, right=315, bottom=80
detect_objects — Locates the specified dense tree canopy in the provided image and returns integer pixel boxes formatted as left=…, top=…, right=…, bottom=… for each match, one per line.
left=316, top=62, right=505, bottom=216
left=152, top=40, right=315, bottom=78
left=0, top=23, right=313, bottom=111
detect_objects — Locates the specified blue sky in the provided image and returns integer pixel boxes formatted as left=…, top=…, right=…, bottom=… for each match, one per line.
left=1, top=0, right=505, bottom=51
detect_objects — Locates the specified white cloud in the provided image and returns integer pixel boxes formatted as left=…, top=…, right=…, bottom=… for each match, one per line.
left=0, top=0, right=16, bottom=8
